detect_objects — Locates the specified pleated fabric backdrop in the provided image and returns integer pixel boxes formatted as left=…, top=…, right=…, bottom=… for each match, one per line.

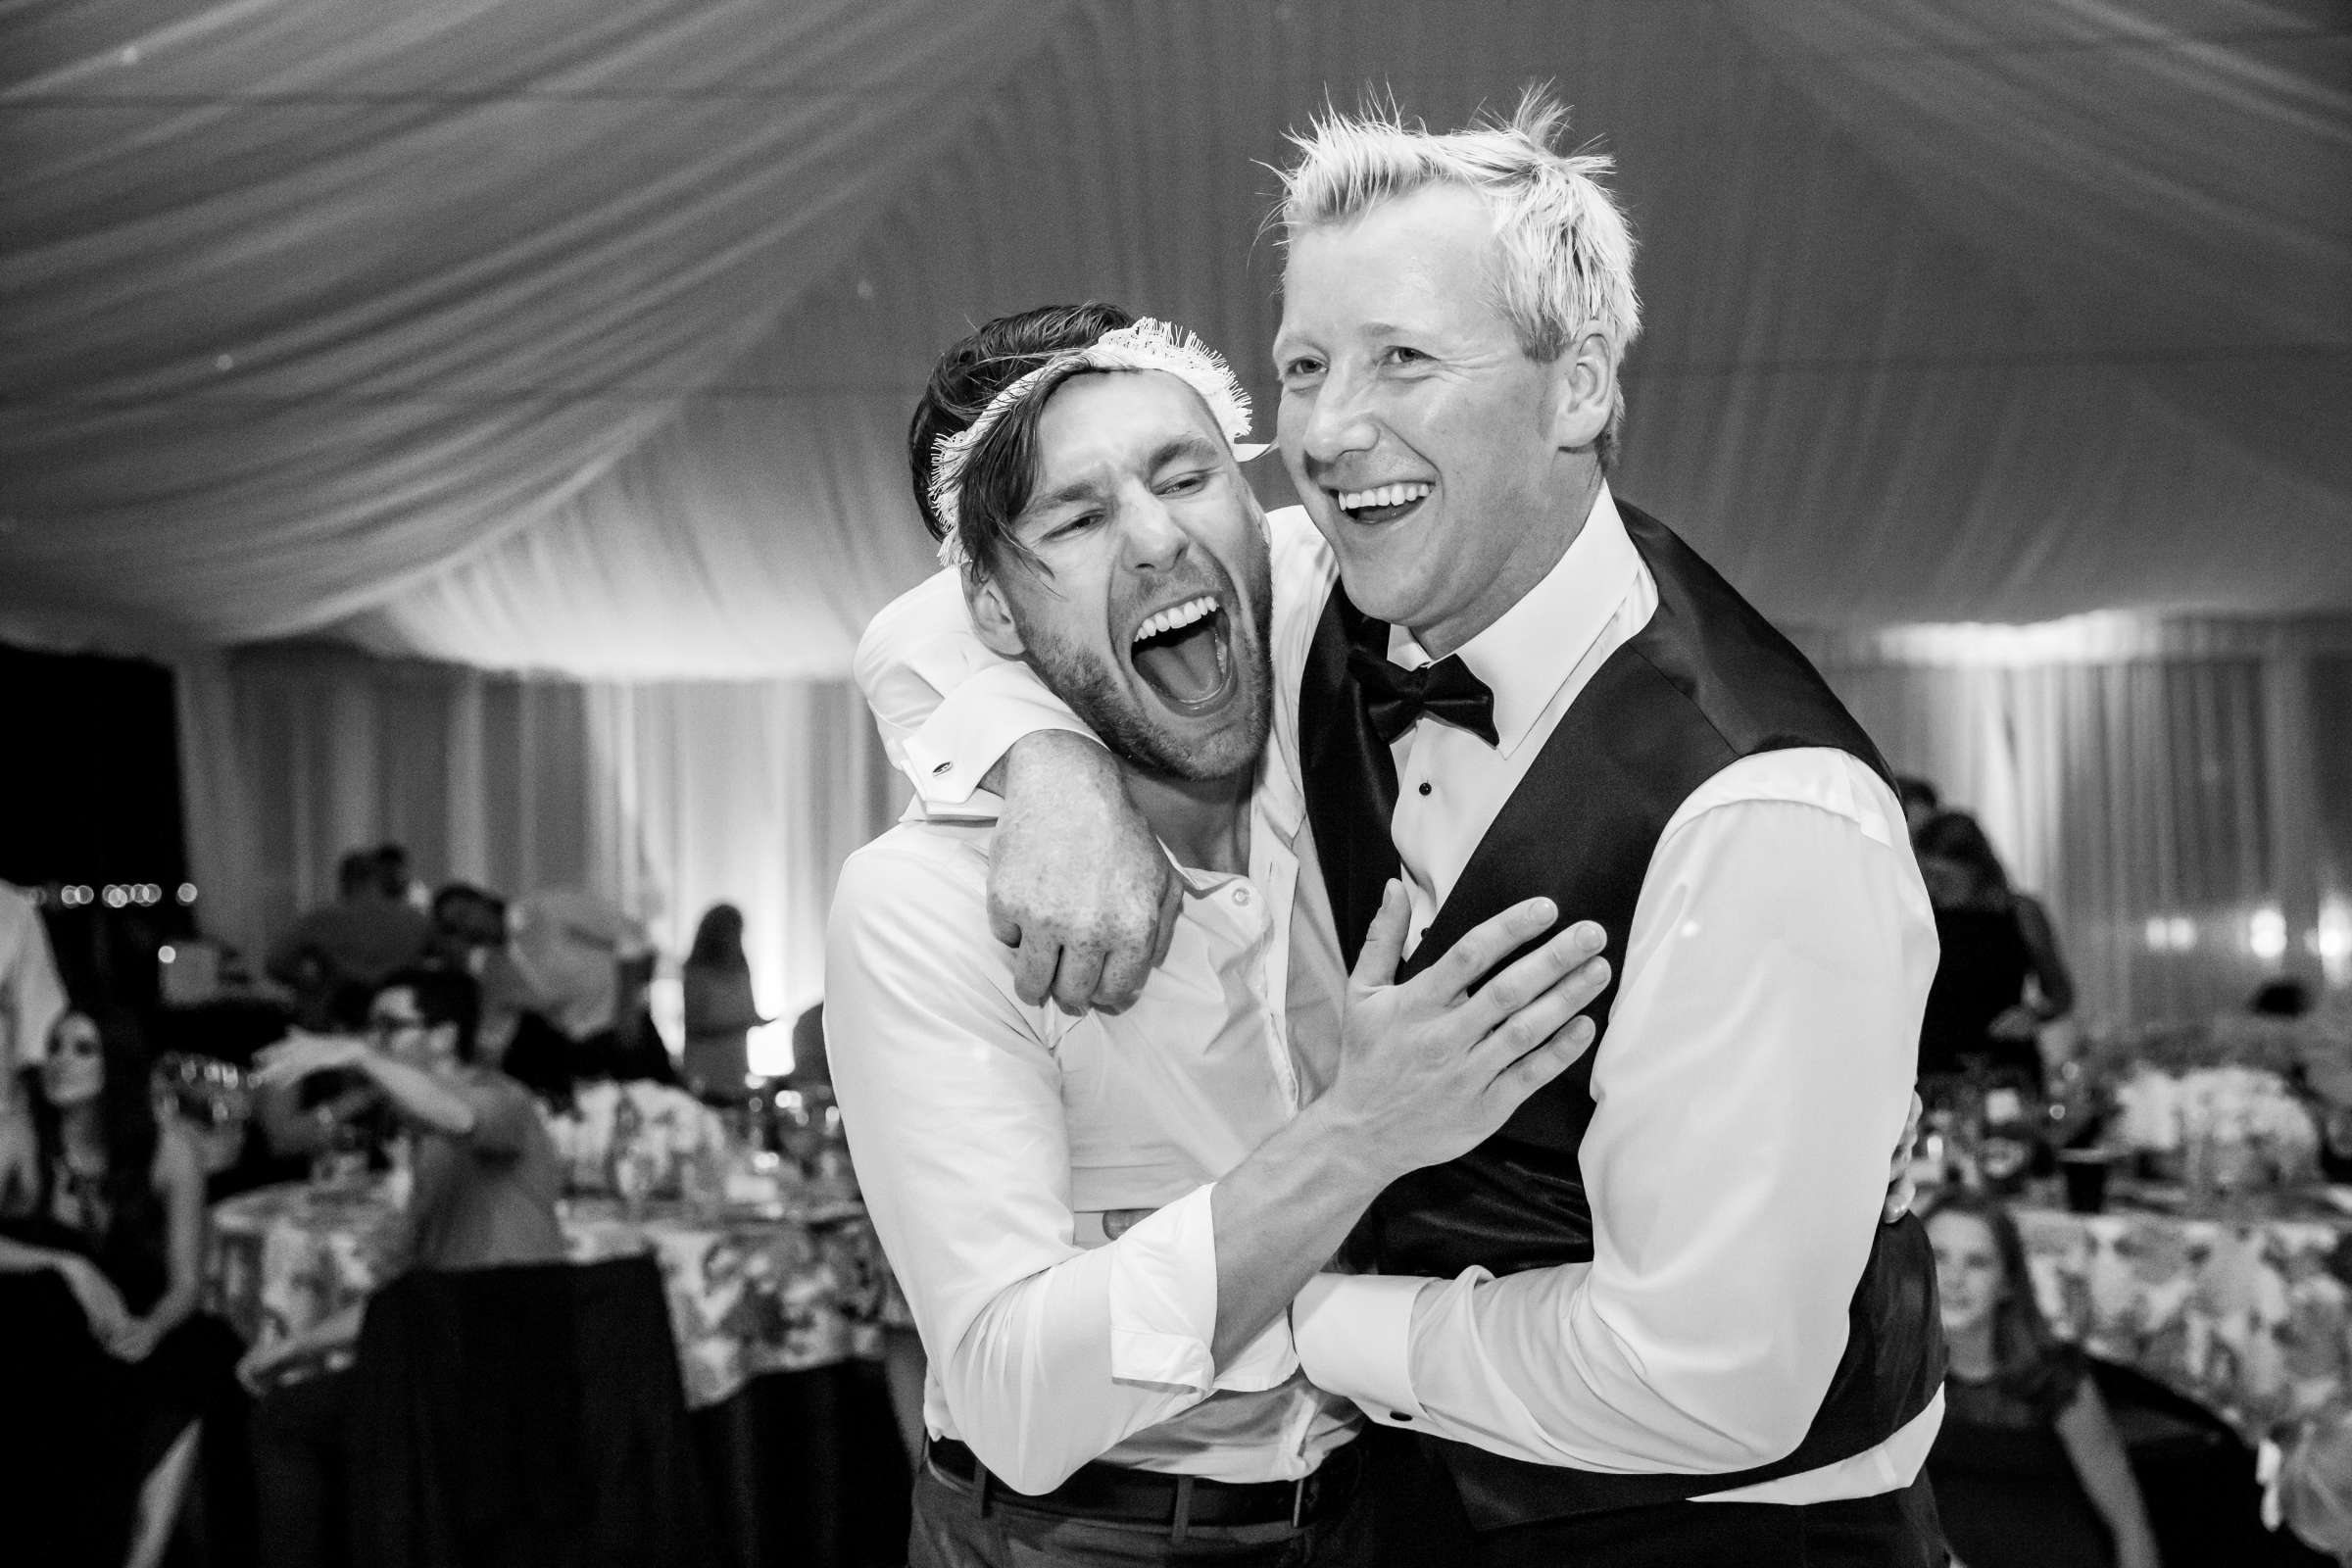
left=174, top=649, right=906, bottom=1053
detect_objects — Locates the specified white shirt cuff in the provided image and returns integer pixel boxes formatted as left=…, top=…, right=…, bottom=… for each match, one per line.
left=1104, top=1185, right=1237, bottom=1395
left=903, top=668, right=1096, bottom=808
left=1292, top=1272, right=1431, bottom=1427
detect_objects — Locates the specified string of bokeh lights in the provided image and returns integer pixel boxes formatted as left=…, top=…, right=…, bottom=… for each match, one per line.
left=34, top=882, right=198, bottom=909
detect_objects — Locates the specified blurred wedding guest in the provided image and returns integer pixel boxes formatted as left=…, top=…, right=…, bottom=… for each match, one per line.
left=427, top=882, right=543, bottom=1064
left=1925, top=1192, right=2160, bottom=1568
left=1896, top=774, right=1942, bottom=843
left=681, top=904, right=766, bottom=1101
left=0, top=1003, right=246, bottom=1568
left=241, top=966, right=564, bottom=1568
left=0, top=878, right=69, bottom=1194
left=1916, top=808, right=2075, bottom=1087
left=373, top=841, right=429, bottom=913
left=502, top=890, right=676, bottom=1101
left=265, top=849, right=433, bottom=1029
left=788, top=1001, right=830, bottom=1094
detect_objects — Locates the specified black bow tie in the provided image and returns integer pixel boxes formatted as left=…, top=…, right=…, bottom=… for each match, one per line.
left=1347, top=644, right=1498, bottom=747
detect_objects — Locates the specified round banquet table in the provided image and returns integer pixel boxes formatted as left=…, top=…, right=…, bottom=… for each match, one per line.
left=208, top=1178, right=917, bottom=1567
left=206, top=1177, right=905, bottom=1408
left=2012, top=1182, right=2352, bottom=1447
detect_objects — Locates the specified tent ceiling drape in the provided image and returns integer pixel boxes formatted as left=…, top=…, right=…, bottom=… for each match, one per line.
left=4, top=0, right=2346, bottom=676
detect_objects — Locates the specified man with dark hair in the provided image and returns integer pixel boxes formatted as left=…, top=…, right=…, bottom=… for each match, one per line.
left=265, top=848, right=433, bottom=1028
left=239, top=967, right=564, bottom=1566
left=1896, top=776, right=1942, bottom=843
left=832, top=305, right=1616, bottom=1566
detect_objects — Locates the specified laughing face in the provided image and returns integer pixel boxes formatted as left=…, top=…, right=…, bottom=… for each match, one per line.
left=968, top=369, right=1274, bottom=784
left=1272, top=183, right=1611, bottom=657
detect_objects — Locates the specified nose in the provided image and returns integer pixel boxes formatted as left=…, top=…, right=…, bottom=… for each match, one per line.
left=1294, top=364, right=1379, bottom=470
left=1117, top=488, right=1190, bottom=572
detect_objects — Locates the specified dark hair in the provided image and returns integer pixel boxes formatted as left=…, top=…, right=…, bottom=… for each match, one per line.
left=375, top=967, right=482, bottom=1063
left=1915, top=809, right=2012, bottom=906
left=336, top=849, right=379, bottom=898
left=431, top=881, right=506, bottom=931
left=2251, top=978, right=2313, bottom=1018
left=686, top=903, right=750, bottom=972
left=23, top=1002, right=161, bottom=1235
left=906, top=303, right=1138, bottom=576
left=1922, top=1189, right=2075, bottom=1407
left=1895, top=776, right=1940, bottom=814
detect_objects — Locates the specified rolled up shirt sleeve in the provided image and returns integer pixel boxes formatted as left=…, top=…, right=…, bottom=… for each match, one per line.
left=827, top=835, right=1274, bottom=1494
left=852, top=567, right=1090, bottom=809
left=1295, top=752, right=1937, bottom=1477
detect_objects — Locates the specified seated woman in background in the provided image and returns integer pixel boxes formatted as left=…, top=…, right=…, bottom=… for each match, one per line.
left=1916, top=808, right=2076, bottom=1088
left=681, top=903, right=767, bottom=1102
left=1925, top=1190, right=2161, bottom=1568
left=0, top=1003, right=245, bottom=1568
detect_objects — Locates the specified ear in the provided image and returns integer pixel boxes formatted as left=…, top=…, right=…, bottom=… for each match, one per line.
left=1546, top=326, right=1616, bottom=453
left=964, top=571, right=1029, bottom=661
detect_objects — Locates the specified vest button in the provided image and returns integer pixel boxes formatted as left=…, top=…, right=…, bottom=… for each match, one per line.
left=1417, top=781, right=1432, bottom=796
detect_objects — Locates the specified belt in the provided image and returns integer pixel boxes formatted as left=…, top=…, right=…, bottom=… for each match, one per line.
left=925, top=1437, right=1360, bottom=1539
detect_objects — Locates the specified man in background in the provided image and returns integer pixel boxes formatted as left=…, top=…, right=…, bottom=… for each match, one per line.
left=265, top=848, right=432, bottom=1029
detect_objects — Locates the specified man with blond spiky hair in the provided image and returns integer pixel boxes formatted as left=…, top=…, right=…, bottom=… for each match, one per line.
left=862, top=93, right=1946, bottom=1565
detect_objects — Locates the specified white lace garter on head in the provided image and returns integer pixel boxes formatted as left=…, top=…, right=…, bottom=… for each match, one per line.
left=927, top=317, right=1268, bottom=567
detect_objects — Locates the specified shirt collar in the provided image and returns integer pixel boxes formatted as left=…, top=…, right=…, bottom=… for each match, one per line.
left=1389, top=483, right=1637, bottom=759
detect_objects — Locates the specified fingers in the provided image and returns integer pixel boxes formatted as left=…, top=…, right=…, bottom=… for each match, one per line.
left=1424, top=898, right=1562, bottom=999
left=1098, top=879, right=1179, bottom=1012
left=1490, top=1016, right=1597, bottom=1103
left=1466, top=920, right=1608, bottom=1036
left=1475, top=957, right=1608, bottom=1064
left=1348, top=880, right=1409, bottom=991
left=1050, top=947, right=1106, bottom=1017
left=1009, top=931, right=1060, bottom=1008
left=1882, top=1167, right=1918, bottom=1225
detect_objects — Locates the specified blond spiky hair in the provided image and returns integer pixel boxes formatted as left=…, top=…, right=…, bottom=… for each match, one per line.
left=1275, top=87, right=1642, bottom=463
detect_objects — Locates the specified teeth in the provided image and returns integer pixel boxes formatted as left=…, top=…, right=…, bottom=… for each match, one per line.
left=1336, top=481, right=1434, bottom=513
left=1133, top=595, right=1218, bottom=645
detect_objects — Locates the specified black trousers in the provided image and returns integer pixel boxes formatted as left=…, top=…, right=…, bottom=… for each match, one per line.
left=1477, top=1473, right=1947, bottom=1568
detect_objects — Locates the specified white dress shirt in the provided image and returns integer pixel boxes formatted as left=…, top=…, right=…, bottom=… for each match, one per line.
left=855, top=488, right=1942, bottom=1501
left=830, top=514, right=1355, bottom=1494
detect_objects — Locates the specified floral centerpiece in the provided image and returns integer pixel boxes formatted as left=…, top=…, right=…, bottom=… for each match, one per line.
left=545, top=1079, right=730, bottom=1198
left=2111, top=1062, right=2322, bottom=1192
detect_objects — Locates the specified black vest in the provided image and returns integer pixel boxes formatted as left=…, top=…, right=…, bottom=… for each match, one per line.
left=1299, top=502, right=1944, bottom=1527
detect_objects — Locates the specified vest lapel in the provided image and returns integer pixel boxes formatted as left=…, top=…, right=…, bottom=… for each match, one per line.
left=1298, top=582, right=1401, bottom=964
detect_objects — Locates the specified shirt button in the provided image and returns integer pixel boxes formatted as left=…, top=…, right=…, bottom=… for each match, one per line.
left=1232, top=886, right=1252, bottom=906
left=1417, top=781, right=1432, bottom=796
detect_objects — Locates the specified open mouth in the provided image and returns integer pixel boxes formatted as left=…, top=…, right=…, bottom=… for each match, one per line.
left=1129, top=593, right=1234, bottom=713
left=1333, top=480, right=1434, bottom=525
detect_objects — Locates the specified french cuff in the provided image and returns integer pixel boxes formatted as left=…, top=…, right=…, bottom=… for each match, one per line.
left=903, top=666, right=1094, bottom=809
left=1292, top=1272, right=1431, bottom=1428
left=1104, top=1185, right=1221, bottom=1395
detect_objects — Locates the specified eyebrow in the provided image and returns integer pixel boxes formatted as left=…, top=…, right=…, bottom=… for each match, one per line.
left=1025, top=434, right=1222, bottom=515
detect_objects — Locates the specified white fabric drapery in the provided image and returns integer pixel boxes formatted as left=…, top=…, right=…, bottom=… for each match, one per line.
left=6, top=1, right=2345, bottom=675
left=1805, top=616, right=2352, bottom=1027
left=2, top=0, right=1054, bottom=653
left=175, top=648, right=906, bottom=1055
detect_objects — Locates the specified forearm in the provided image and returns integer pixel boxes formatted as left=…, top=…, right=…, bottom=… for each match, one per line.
left=1207, top=1097, right=1395, bottom=1366
left=357, top=1056, right=475, bottom=1137
left=2058, top=1391, right=2159, bottom=1563
left=0, top=1235, right=72, bottom=1274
